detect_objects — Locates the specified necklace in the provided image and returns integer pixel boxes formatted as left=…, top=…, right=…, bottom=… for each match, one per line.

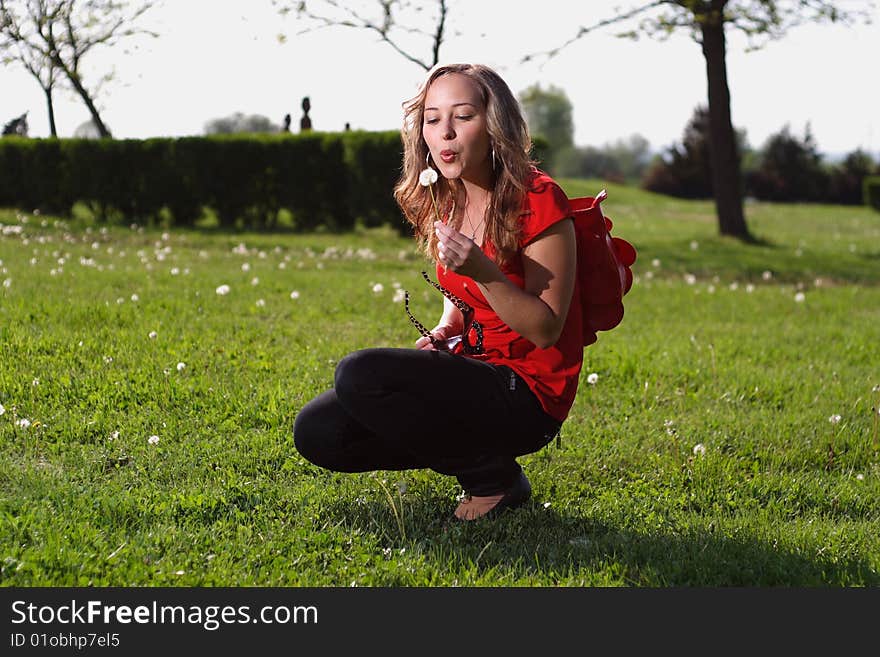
left=452, top=198, right=484, bottom=241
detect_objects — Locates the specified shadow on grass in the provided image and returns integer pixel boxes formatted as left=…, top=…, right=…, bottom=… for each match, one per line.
left=325, top=496, right=878, bottom=586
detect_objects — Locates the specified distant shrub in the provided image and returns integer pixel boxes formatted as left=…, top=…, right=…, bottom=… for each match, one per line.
left=864, top=175, right=880, bottom=212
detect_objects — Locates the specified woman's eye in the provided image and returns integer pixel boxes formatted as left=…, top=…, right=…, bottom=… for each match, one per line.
left=424, top=118, right=439, bottom=125
left=456, top=115, right=473, bottom=121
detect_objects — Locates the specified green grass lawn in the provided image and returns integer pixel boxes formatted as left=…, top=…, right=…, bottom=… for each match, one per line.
left=1, top=181, right=878, bottom=586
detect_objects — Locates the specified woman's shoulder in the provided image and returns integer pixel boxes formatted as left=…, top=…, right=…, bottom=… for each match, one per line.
left=519, top=168, right=573, bottom=245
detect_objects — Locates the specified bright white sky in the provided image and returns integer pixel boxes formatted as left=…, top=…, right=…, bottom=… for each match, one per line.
left=2, top=0, right=879, bottom=158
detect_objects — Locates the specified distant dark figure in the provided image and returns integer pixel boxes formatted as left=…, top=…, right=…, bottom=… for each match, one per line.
left=344, top=122, right=351, bottom=131
left=282, top=113, right=291, bottom=132
left=300, top=96, right=312, bottom=132
left=2, top=112, right=29, bottom=137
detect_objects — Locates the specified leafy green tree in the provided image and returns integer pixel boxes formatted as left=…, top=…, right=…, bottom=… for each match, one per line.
left=518, top=84, right=574, bottom=173
left=204, top=113, right=281, bottom=135
left=747, top=124, right=830, bottom=202
left=525, top=0, right=874, bottom=241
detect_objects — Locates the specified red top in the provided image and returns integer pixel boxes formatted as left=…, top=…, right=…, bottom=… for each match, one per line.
left=437, top=169, right=583, bottom=422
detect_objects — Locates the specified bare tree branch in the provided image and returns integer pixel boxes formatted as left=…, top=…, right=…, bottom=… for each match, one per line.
left=276, top=0, right=449, bottom=70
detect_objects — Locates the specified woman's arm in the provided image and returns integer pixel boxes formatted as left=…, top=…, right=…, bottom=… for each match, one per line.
left=434, top=218, right=577, bottom=350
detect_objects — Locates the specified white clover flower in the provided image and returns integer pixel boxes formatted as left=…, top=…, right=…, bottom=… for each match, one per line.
left=693, top=443, right=706, bottom=456
left=148, top=330, right=158, bottom=339
left=372, top=283, right=384, bottom=294
left=419, top=167, right=438, bottom=187
left=828, top=414, right=842, bottom=425
left=216, top=284, right=230, bottom=296
left=587, top=373, right=599, bottom=385
left=794, top=292, right=805, bottom=303
left=176, top=362, right=186, bottom=372
left=290, top=290, right=300, bottom=300
left=148, top=435, right=160, bottom=445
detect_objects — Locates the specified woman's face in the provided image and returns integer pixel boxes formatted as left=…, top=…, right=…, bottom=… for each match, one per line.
left=422, top=73, right=492, bottom=185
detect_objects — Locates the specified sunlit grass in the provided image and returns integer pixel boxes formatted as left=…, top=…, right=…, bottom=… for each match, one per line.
left=1, top=187, right=878, bottom=586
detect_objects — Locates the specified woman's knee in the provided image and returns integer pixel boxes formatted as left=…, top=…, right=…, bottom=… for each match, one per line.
left=334, top=349, right=383, bottom=399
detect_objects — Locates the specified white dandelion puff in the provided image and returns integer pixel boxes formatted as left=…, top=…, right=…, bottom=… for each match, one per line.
left=290, top=290, right=300, bottom=300
left=148, top=435, right=160, bottom=445
left=176, top=362, right=186, bottom=372
left=255, top=298, right=266, bottom=307
left=372, top=283, right=384, bottom=294
left=794, top=292, right=805, bottom=303
left=419, top=168, right=438, bottom=186
left=587, top=373, right=599, bottom=385
left=0, top=403, right=5, bottom=415
left=215, top=284, right=230, bottom=296
left=828, top=414, right=842, bottom=424
left=17, top=418, right=31, bottom=429
left=762, top=270, right=773, bottom=281
left=241, top=263, right=251, bottom=272
left=148, top=330, right=158, bottom=339
left=131, top=293, right=139, bottom=302
left=693, top=443, right=707, bottom=456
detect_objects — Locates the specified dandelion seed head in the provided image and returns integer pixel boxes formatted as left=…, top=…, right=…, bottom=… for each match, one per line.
left=693, top=443, right=706, bottom=456
left=131, top=293, right=139, bottom=302
left=176, top=362, right=186, bottom=372
left=856, top=474, right=865, bottom=481
left=762, top=270, right=773, bottom=281
left=17, top=418, right=31, bottom=429
left=215, top=284, right=231, bottom=296
left=0, top=403, right=5, bottom=415
left=372, top=283, right=384, bottom=294
left=255, top=298, right=266, bottom=307
left=828, top=414, right=842, bottom=424
left=289, top=290, right=300, bottom=300
left=419, top=167, right=438, bottom=186
left=148, top=435, right=160, bottom=445
left=587, top=373, right=599, bottom=385
left=148, top=330, right=158, bottom=339
left=794, top=292, right=805, bottom=303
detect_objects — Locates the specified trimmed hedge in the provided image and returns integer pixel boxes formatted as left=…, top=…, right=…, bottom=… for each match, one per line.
left=0, top=131, right=406, bottom=231
left=864, top=175, right=880, bottom=213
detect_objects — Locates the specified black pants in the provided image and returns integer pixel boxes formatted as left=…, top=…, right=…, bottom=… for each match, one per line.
left=293, top=348, right=562, bottom=496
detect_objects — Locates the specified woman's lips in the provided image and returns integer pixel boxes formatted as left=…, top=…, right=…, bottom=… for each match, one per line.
left=440, top=150, right=457, bottom=163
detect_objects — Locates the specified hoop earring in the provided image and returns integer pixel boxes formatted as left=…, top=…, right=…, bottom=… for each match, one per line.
left=491, top=148, right=497, bottom=170
left=425, top=151, right=433, bottom=168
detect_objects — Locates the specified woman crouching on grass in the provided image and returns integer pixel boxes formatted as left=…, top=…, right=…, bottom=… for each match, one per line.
left=293, top=62, right=583, bottom=521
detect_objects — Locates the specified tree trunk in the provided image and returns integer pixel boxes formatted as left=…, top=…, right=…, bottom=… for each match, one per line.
left=43, top=86, right=57, bottom=137
left=63, top=68, right=112, bottom=138
left=700, top=15, right=752, bottom=241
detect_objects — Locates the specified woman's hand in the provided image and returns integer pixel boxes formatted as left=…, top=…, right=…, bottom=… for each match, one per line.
left=415, top=322, right=460, bottom=351
left=435, top=220, right=491, bottom=280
